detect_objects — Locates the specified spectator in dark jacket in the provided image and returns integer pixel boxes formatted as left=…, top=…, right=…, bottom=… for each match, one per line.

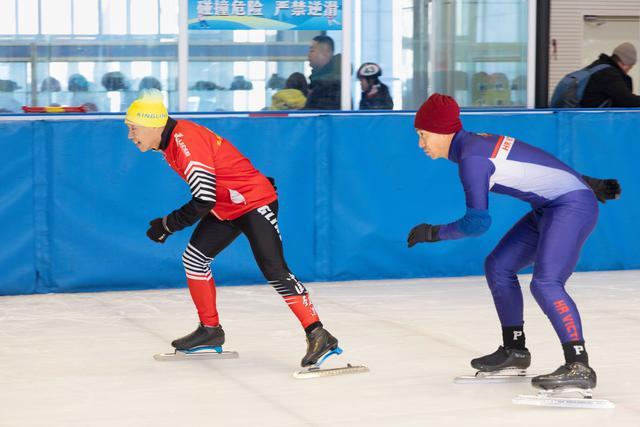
left=357, top=62, right=393, bottom=110
left=304, top=35, right=342, bottom=110
left=581, top=42, right=640, bottom=108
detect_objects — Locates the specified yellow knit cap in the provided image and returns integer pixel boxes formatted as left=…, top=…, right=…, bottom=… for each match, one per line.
left=125, top=89, right=168, bottom=127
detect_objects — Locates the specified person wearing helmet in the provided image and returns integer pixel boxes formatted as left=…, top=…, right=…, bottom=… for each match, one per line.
left=357, top=62, right=393, bottom=110
left=124, top=89, right=339, bottom=367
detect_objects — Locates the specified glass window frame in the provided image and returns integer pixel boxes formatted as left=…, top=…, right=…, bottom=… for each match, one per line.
left=0, top=0, right=537, bottom=114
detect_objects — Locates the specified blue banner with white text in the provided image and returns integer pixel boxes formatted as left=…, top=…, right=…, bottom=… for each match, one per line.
left=188, top=0, right=342, bottom=30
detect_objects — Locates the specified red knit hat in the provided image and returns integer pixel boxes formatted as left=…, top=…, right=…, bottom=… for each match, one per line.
left=414, top=93, right=462, bottom=134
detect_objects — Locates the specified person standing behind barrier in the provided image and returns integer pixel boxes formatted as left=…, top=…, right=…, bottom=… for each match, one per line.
left=407, top=93, right=621, bottom=393
left=357, top=62, right=393, bottom=110
left=270, top=72, right=308, bottom=110
left=304, top=35, right=342, bottom=110
left=124, top=89, right=340, bottom=367
left=580, top=42, right=640, bottom=107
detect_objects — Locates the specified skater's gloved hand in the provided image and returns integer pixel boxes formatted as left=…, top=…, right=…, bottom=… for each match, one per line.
left=146, top=217, right=172, bottom=243
left=407, top=223, right=440, bottom=247
left=266, top=176, right=277, bottom=192
left=582, top=175, right=621, bottom=203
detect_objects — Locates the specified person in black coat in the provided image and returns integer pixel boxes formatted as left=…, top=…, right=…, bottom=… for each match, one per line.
left=304, top=35, right=342, bottom=110
left=581, top=42, right=640, bottom=108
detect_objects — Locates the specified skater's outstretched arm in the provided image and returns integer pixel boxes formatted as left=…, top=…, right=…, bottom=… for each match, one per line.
left=407, top=157, right=493, bottom=247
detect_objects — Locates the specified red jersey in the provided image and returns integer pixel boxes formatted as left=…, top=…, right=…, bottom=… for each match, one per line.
left=161, top=119, right=276, bottom=221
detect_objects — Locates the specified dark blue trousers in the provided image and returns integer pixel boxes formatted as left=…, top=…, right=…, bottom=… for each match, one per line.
left=484, top=190, right=598, bottom=343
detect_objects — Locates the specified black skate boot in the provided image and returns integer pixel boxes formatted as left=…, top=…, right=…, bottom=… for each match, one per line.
left=300, top=326, right=339, bottom=367
left=471, top=346, right=531, bottom=372
left=171, top=323, right=225, bottom=351
left=532, top=362, right=597, bottom=391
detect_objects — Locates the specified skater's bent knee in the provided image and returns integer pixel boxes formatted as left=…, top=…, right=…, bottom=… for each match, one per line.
left=484, top=253, right=517, bottom=279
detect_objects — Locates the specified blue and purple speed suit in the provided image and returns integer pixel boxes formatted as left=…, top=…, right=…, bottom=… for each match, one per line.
left=439, top=130, right=598, bottom=345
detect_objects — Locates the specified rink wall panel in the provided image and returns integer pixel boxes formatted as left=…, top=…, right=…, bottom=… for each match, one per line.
left=0, top=121, right=38, bottom=294
left=0, top=110, right=638, bottom=294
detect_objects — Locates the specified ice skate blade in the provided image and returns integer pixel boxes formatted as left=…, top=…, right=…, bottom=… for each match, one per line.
left=293, top=363, right=369, bottom=379
left=454, top=369, right=534, bottom=384
left=153, top=347, right=239, bottom=361
left=513, top=389, right=615, bottom=409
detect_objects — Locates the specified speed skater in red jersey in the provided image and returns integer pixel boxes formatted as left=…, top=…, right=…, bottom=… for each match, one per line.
left=124, top=90, right=337, bottom=367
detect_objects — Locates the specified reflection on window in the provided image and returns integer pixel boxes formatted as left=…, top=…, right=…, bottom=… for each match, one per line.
left=77, top=62, right=96, bottom=84
left=159, top=0, right=179, bottom=34
left=48, top=62, right=69, bottom=86
left=233, top=30, right=267, bottom=43
left=0, top=0, right=17, bottom=34
left=4, top=0, right=178, bottom=37
left=73, top=0, right=99, bottom=35
left=477, top=2, right=525, bottom=44
left=0, top=63, right=27, bottom=113
left=0, top=0, right=530, bottom=113
left=131, top=0, right=159, bottom=35
left=42, top=0, right=72, bottom=34
left=102, top=0, right=127, bottom=35
left=396, top=0, right=528, bottom=108
left=131, top=62, right=153, bottom=81
left=18, top=0, right=38, bottom=35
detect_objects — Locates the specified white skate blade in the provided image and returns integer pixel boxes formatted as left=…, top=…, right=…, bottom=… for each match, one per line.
left=293, top=363, right=369, bottom=379
left=513, top=388, right=615, bottom=409
left=454, top=369, right=534, bottom=384
left=153, top=348, right=239, bottom=361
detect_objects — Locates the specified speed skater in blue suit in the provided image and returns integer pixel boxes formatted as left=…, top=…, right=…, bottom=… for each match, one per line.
left=407, top=93, right=621, bottom=392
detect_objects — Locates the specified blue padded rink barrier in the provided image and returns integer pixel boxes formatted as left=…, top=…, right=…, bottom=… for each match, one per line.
left=0, top=110, right=639, bottom=425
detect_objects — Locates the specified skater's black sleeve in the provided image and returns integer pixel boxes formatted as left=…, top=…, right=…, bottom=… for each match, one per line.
left=164, top=197, right=216, bottom=232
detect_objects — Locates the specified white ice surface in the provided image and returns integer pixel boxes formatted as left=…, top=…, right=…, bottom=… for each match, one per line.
left=1, top=270, right=639, bottom=426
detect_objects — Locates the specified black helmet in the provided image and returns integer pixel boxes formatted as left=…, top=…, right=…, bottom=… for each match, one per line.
left=139, top=76, right=162, bottom=91
left=101, top=71, right=129, bottom=91
left=357, top=62, right=382, bottom=79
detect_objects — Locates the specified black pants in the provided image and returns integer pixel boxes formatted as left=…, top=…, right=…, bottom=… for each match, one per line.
left=186, top=200, right=307, bottom=298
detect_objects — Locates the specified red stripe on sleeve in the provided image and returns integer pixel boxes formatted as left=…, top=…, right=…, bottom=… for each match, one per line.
left=490, top=136, right=504, bottom=158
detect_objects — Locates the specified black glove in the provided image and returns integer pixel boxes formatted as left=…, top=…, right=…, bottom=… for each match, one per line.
left=582, top=175, right=621, bottom=203
left=407, top=224, right=441, bottom=247
left=146, top=217, right=172, bottom=243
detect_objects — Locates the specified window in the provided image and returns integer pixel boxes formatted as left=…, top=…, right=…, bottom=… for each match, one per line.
left=159, top=0, right=179, bottom=34
left=41, top=0, right=72, bottom=34
left=102, top=0, right=127, bottom=35
left=188, top=29, right=342, bottom=112
left=18, top=0, right=39, bottom=35
left=0, top=0, right=531, bottom=114
left=0, top=0, right=17, bottom=34
left=73, top=0, right=99, bottom=35
left=131, top=0, right=159, bottom=35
